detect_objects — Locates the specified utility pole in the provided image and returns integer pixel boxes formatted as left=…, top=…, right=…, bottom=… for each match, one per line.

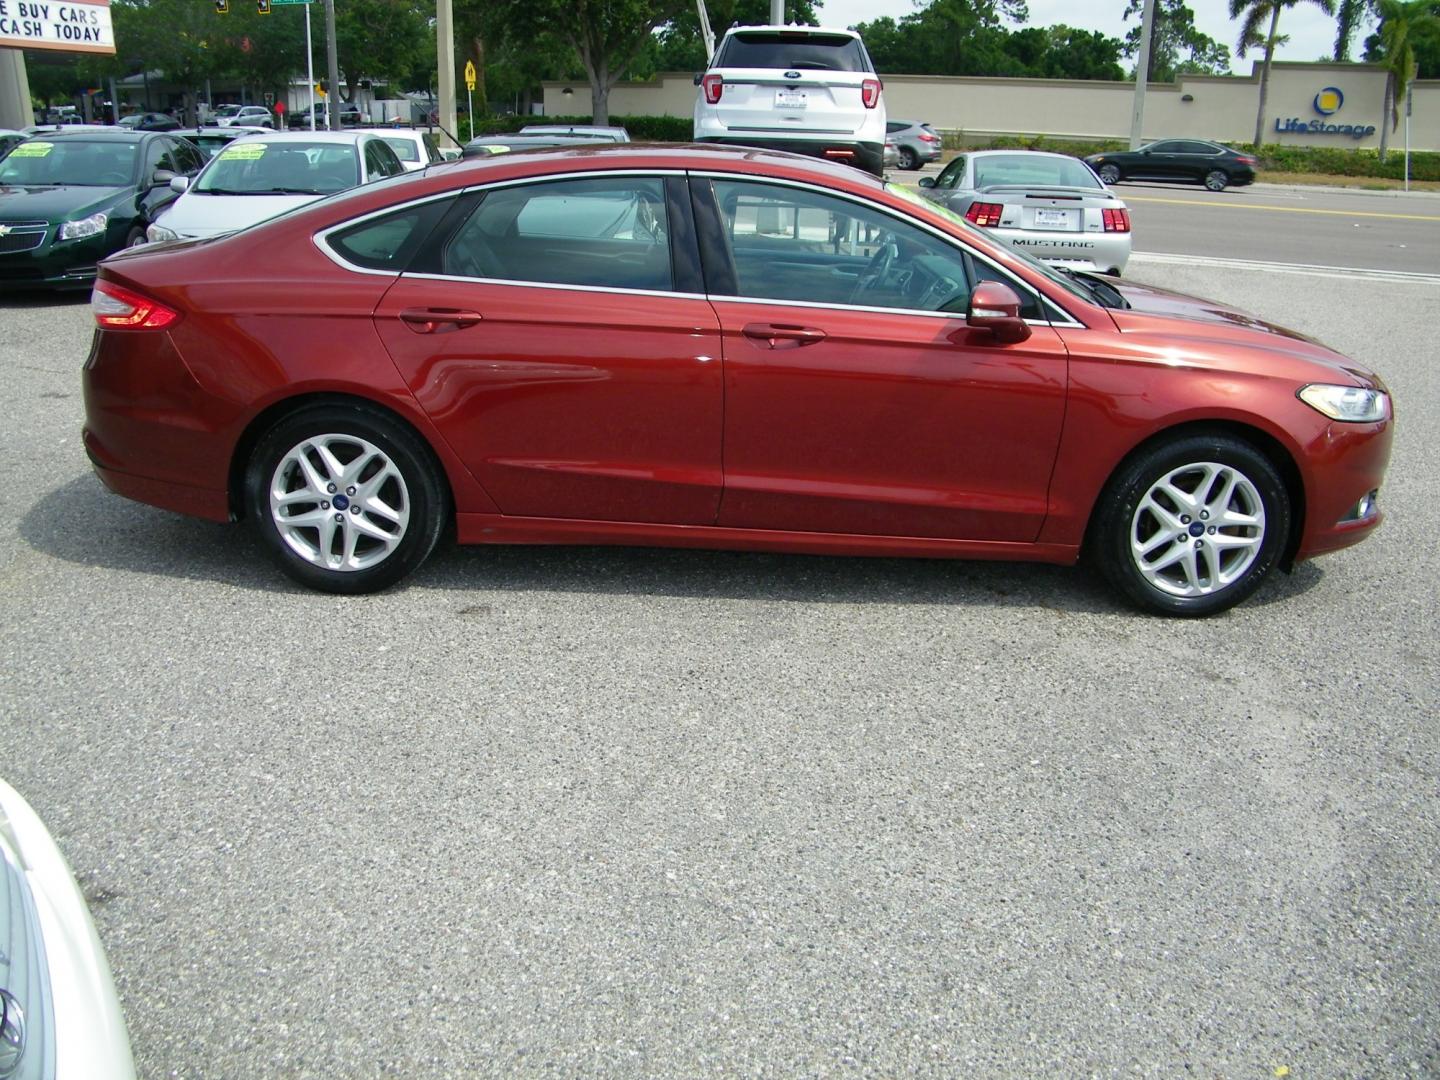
left=0, top=48, right=32, bottom=129
left=436, top=0, right=458, bottom=146
left=1129, top=0, right=1156, bottom=150
left=769, top=0, right=782, bottom=25
left=323, top=0, right=340, bottom=129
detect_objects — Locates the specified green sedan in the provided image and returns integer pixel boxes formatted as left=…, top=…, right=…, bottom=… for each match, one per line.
left=0, top=129, right=205, bottom=290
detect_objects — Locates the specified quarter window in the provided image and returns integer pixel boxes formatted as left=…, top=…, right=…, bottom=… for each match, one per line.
left=442, top=176, right=672, bottom=292
left=710, top=178, right=975, bottom=314
left=326, top=199, right=452, bottom=272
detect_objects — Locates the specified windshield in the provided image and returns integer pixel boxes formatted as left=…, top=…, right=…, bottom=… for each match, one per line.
left=195, top=140, right=359, bottom=195
left=716, top=31, right=871, bottom=72
left=972, top=154, right=1103, bottom=190
left=0, top=139, right=138, bottom=186
left=885, top=181, right=1095, bottom=306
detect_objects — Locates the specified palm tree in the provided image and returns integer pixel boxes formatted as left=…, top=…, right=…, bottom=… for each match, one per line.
left=1332, top=0, right=1376, bottom=60
left=1374, top=0, right=1440, bottom=161
left=1230, top=0, right=1338, bottom=149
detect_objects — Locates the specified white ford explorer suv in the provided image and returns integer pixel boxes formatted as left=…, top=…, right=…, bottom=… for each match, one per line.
left=693, top=25, right=886, bottom=177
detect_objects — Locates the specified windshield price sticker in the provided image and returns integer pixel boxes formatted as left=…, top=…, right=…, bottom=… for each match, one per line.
left=219, top=143, right=267, bottom=161
left=11, top=141, right=55, bottom=157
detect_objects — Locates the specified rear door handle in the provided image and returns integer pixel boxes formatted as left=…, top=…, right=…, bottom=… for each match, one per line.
left=742, top=322, right=827, bottom=349
left=398, top=307, right=484, bottom=334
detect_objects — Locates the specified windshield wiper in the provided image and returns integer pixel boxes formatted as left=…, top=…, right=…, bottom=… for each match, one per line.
left=1060, top=268, right=1129, bottom=310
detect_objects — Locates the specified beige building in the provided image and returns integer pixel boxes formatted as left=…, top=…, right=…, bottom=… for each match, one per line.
left=544, top=61, right=1438, bottom=152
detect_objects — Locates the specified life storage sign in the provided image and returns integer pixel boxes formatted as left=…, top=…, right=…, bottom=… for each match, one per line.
left=0, top=0, right=115, bottom=54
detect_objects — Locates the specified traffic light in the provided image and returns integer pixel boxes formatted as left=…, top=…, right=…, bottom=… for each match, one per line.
left=256, top=0, right=270, bottom=12
left=214, top=0, right=228, bottom=12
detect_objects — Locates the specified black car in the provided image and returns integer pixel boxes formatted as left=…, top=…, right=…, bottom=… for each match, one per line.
left=117, top=112, right=182, bottom=132
left=0, top=129, right=205, bottom=289
left=1085, top=140, right=1258, bottom=192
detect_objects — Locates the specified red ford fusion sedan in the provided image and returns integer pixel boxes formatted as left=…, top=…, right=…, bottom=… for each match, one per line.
left=81, top=145, right=1392, bottom=615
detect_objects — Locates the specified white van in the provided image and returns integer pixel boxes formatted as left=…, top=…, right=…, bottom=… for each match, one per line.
left=693, top=25, right=886, bottom=176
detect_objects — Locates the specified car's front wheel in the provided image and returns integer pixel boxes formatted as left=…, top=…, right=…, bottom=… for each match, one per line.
left=244, top=403, right=448, bottom=594
left=1098, top=164, right=1121, bottom=185
left=1090, top=433, right=1291, bottom=616
left=1204, top=169, right=1230, bottom=191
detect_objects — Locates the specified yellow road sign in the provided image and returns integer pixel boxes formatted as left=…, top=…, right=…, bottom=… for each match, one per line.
left=464, top=60, right=477, bottom=92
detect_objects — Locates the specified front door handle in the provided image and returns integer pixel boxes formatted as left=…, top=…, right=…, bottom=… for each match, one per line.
left=742, top=322, right=827, bottom=349
left=398, top=307, right=484, bottom=334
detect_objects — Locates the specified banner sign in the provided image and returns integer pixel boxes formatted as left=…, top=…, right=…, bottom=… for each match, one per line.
left=0, top=0, right=115, bottom=54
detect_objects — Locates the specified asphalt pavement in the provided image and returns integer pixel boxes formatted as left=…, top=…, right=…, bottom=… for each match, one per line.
left=1, top=256, right=1437, bottom=1076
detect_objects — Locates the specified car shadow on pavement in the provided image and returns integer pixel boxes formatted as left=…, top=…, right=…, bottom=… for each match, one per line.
left=0, top=293, right=90, bottom=310
left=23, top=474, right=1325, bottom=612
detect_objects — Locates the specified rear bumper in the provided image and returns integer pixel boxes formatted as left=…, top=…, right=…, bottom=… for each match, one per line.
left=994, top=228, right=1131, bottom=274
left=696, top=136, right=886, bottom=176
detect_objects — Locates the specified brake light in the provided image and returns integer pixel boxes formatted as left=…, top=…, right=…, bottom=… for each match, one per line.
left=918, top=132, right=939, bottom=143
left=702, top=74, right=723, bottom=105
left=1236, top=155, right=1257, bottom=166
left=1102, top=207, right=1131, bottom=233
left=965, top=201, right=1005, bottom=227
left=91, top=279, right=179, bottom=330
left=861, top=78, right=881, bottom=109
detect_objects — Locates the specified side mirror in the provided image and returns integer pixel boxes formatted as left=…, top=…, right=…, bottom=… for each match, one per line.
left=152, top=168, right=176, bottom=186
left=693, top=72, right=703, bottom=85
left=169, top=174, right=190, bottom=193
left=918, top=176, right=936, bottom=188
left=967, top=281, right=1031, bottom=344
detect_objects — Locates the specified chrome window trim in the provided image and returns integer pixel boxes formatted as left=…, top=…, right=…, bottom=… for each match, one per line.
left=691, top=170, right=1086, bottom=329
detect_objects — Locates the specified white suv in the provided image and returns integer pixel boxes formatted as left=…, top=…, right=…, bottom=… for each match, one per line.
left=693, top=25, right=886, bottom=177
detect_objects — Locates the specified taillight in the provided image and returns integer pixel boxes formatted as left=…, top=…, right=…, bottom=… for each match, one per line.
left=861, top=78, right=881, bottom=109
left=965, top=202, right=1005, bottom=227
left=1102, top=207, right=1131, bottom=233
left=702, top=74, right=723, bottom=105
left=91, top=279, right=179, bottom=330
left=1236, top=155, right=1257, bottom=166
left=918, top=132, right=939, bottom=143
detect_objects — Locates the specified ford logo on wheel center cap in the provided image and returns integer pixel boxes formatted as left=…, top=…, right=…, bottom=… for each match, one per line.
left=784, top=71, right=801, bottom=79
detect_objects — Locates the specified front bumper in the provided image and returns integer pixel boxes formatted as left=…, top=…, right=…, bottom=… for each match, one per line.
left=1294, top=415, right=1393, bottom=561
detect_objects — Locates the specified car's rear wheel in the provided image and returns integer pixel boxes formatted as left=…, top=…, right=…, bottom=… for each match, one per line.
left=1090, top=434, right=1290, bottom=616
left=899, top=146, right=918, bottom=170
left=1098, top=164, right=1121, bottom=185
left=1204, top=169, right=1229, bottom=191
left=244, top=403, right=447, bottom=594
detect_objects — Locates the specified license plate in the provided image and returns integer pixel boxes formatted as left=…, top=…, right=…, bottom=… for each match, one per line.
left=1034, top=208, right=1073, bottom=228
left=775, top=89, right=808, bottom=109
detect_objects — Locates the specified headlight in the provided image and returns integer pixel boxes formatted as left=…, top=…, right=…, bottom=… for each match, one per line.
left=146, top=223, right=179, bottom=243
left=1298, top=383, right=1390, bottom=423
left=57, top=211, right=108, bottom=241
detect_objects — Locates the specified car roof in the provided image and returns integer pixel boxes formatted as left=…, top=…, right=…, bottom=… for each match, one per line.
left=230, top=130, right=375, bottom=145
left=966, top=149, right=1087, bottom=162
left=722, top=24, right=861, bottom=39
left=35, top=129, right=153, bottom=142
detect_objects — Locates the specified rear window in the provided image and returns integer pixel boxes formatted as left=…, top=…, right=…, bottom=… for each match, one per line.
left=971, top=155, right=1102, bottom=190
left=716, top=31, right=871, bottom=72
left=380, top=136, right=419, bottom=162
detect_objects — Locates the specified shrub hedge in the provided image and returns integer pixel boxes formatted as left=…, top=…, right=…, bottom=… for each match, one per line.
left=941, top=132, right=1440, bottom=182
left=467, top=116, right=1439, bottom=181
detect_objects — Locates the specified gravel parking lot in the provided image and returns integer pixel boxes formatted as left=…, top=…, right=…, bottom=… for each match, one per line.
left=1, top=263, right=1436, bottom=1077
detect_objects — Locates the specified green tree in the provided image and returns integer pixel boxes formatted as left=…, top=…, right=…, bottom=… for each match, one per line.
left=490, top=0, right=694, bottom=125
left=1370, top=0, right=1440, bottom=159
left=332, top=0, right=429, bottom=103
left=1123, top=0, right=1231, bottom=81
left=649, top=0, right=822, bottom=74
left=1332, top=0, right=1376, bottom=58
left=1230, top=0, right=1337, bottom=148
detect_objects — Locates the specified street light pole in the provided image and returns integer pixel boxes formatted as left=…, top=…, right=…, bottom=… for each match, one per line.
left=305, top=1, right=316, bottom=130
left=323, top=0, right=340, bottom=130
left=436, top=0, right=458, bottom=146
left=1129, top=0, right=1156, bottom=150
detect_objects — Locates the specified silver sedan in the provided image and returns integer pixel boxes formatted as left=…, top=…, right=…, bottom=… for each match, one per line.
left=918, top=149, right=1132, bottom=275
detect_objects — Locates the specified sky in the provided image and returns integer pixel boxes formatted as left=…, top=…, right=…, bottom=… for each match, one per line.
left=811, top=0, right=1377, bottom=69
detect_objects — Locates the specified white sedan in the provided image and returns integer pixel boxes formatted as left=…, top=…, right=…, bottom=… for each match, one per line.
left=147, top=130, right=406, bottom=242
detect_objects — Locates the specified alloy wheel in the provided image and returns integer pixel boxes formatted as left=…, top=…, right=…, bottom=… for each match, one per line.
left=1129, top=460, right=1265, bottom=598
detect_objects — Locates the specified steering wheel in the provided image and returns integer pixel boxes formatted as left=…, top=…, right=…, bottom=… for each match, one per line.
left=848, top=241, right=897, bottom=303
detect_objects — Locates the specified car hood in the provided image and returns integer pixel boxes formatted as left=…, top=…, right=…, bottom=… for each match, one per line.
left=0, top=183, right=130, bottom=220
left=1102, top=277, right=1383, bottom=388
left=156, top=191, right=324, bottom=238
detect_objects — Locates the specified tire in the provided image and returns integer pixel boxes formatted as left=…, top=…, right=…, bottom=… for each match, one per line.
left=244, top=402, right=448, bottom=594
left=1089, top=433, right=1291, bottom=617
left=899, top=146, right=918, bottom=170
left=124, top=226, right=147, bottom=249
left=1204, top=169, right=1229, bottom=192
left=1098, top=164, right=1121, bottom=185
